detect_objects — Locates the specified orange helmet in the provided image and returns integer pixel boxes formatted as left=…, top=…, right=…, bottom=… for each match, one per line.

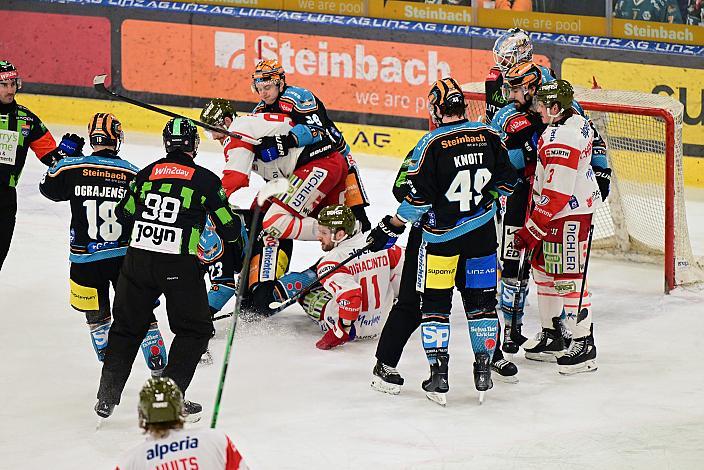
left=428, top=77, right=466, bottom=122
left=88, top=113, right=123, bottom=149
left=251, top=59, right=285, bottom=92
left=504, top=62, right=542, bottom=90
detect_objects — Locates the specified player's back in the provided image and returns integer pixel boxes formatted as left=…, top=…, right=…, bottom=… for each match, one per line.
left=408, top=121, right=508, bottom=230
left=323, top=233, right=403, bottom=338
left=116, top=427, right=246, bottom=470
left=39, top=150, right=138, bottom=262
left=224, top=113, right=303, bottom=181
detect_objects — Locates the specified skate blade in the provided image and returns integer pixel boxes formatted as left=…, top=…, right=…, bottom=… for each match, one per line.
left=558, top=360, right=598, bottom=375
left=478, top=391, right=486, bottom=404
left=184, top=413, right=202, bottom=423
left=492, top=374, right=519, bottom=384
left=371, top=377, right=401, bottom=395
left=525, top=351, right=560, bottom=363
left=425, top=392, right=447, bottom=407
left=95, top=417, right=108, bottom=431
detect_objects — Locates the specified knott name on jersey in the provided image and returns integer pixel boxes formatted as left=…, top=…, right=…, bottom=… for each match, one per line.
left=440, top=134, right=486, bottom=149
left=453, top=153, right=484, bottom=168
left=150, top=163, right=195, bottom=181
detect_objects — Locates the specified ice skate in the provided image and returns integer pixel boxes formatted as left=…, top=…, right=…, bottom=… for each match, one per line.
left=182, top=400, right=203, bottom=423
left=491, top=352, right=519, bottom=384
left=502, top=322, right=527, bottom=354
left=198, top=349, right=213, bottom=367
left=371, top=360, right=404, bottom=395
left=523, top=327, right=566, bottom=362
left=422, top=354, right=448, bottom=407
left=94, top=399, right=116, bottom=429
left=557, top=335, right=597, bottom=375
left=473, top=353, right=493, bottom=404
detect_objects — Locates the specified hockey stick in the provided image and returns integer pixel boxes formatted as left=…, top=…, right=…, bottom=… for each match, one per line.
left=509, top=248, right=530, bottom=346
left=92, top=75, right=259, bottom=146
left=576, top=225, right=594, bottom=324
left=266, top=244, right=371, bottom=315
left=210, top=178, right=289, bottom=429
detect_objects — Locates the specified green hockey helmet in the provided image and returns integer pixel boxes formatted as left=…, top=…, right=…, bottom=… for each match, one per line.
left=535, top=79, right=574, bottom=111
left=0, top=60, right=22, bottom=89
left=163, top=118, right=200, bottom=155
left=200, top=98, right=236, bottom=129
left=317, top=205, right=356, bottom=236
left=138, top=377, right=184, bottom=427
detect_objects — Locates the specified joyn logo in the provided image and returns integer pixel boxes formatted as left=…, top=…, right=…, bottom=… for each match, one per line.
left=214, top=31, right=246, bottom=70
left=214, top=31, right=451, bottom=86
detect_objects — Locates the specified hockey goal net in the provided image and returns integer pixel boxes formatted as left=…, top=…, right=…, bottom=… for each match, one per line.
left=460, top=82, right=704, bottom=292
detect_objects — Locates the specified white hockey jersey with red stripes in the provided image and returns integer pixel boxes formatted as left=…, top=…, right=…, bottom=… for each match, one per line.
left=115, top=427, right=247, bottom=470
left=529, top=113, right=602, bottom=230
left=318, top=233, right=404, bottom=340
left=221, top=113, right=304, bottom=196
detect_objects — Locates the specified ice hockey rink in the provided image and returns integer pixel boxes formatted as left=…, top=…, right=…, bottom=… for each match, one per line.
left=2, top=124, right=704, bottom=469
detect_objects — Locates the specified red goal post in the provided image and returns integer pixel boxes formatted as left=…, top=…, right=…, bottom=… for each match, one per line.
left=458, top=82, right=703, bottom=292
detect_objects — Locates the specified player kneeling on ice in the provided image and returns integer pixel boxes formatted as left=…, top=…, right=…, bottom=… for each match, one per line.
left=39, top=113, right=168, bottom=374
left=367, top=78, right=518, bottom=405
left=115, top=378, right=247, bottom=470
left=513, top=79, right=599, bottom=375
left=274, top=205, right=403, bottom=350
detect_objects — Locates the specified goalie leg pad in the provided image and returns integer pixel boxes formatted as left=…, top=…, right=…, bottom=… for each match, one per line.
left=140, top=322, right=168, bottom=373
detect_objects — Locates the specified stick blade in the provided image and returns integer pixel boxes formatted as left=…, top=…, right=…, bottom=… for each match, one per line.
left=256, top=178, right=289, bottom=206
left=93, top=74, right=108, bottom=88
left=268, top=301, right=283, bottom=310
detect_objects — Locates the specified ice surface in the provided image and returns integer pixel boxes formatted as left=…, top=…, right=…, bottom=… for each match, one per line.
left=2, top=126, right=703, bottom=469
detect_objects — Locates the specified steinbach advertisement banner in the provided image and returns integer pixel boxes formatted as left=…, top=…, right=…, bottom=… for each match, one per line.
left=121, top=19, right=550, bottom=120
left=562, top=58, right=704, bottom=157
left=0, top=11, right=111, bottom=88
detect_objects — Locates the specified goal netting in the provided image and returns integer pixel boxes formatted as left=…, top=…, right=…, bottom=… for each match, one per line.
left=460, top=82, right=704, bottom=292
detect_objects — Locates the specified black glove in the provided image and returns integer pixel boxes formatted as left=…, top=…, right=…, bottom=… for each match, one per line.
left=255, top=133, right=296, bottom=162
left=366, top=215, right=405, bottom=252
left=594, top=166, right=611, bottom=201
left=58, top=133, right=85, bottom=158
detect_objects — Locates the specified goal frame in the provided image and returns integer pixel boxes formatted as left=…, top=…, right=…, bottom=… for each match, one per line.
left=458, top=88, right=680, bottom=293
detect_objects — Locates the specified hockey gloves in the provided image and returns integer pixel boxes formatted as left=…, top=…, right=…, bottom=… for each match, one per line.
left=593, top=166, right=611, bottom=201
left=367, top=215, right=405, bottom=252
left=316, top=319, right=355, bottom=350
left=255, top=133, right=297, bottom=162
left=58, top=133, right=85, bottom=158
left=513, top=220, right=544, bottom=251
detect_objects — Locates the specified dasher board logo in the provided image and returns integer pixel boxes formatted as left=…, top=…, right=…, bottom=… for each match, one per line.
left=214, top=31, right=246, bottom=70
left=131, top=221, right=182, bottom=254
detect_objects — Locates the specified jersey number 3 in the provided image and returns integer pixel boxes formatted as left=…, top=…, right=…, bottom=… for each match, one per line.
left=445, top=168, right=491, bottom=212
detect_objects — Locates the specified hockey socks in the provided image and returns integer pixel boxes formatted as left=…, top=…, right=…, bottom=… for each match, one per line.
left=140, top=322, right=168, bottom=374
left=207, top=282, right=237, bottom=313
left=420, top=317, right=450, bottom=405
left=89, top=320, right=111, bottom=362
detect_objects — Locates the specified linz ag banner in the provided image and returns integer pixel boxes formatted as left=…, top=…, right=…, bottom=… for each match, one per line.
left=121, top=20, right=548, bottom=119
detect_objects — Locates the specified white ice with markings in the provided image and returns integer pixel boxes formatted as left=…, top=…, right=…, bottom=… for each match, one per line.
left=2, top=126, right=704, bottom=469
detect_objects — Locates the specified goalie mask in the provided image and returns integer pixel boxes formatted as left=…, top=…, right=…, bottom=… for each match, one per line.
left=88, top=113, right=124, bottom=151
left=0, top=60, right=22, bottom=90
left=138, top=377, right=183, bottom=428
left=492, top=29, right=533, bottom=74
left=163, top=118, right=200, bottom=156
left=427, top=77, right=466, bottom=126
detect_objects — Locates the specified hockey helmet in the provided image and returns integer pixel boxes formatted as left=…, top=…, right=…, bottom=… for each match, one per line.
left=317, top=205, right=356, bottom=236
left=428, top=77, right=466, bottom=122
left=138, top=377, right=184, bottom=427
left=88, top=113, right=124, bottom=150
left=502, top=61, right=543, bottom=102
left=200, top=98, right=236, bottom=129
left=492, top=29, right=533, bottom=74
left=251, top=59, right=285, bottom=93
left=0, top=60, right=22, bottom=89
left=163, top=118, right=200, bottom=156
left=535, top=79, right=574, bottom=112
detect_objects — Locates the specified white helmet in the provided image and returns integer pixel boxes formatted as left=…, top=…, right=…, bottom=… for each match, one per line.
left=492, top=28, right=533, bottom=74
